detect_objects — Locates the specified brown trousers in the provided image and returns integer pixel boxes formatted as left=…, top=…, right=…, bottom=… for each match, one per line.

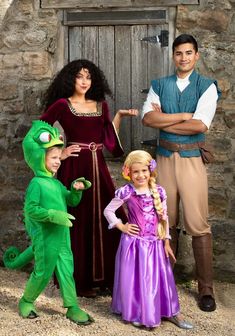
left=157, top=153, right=214, bottom=297
left=157, top=153, right=210, bottom=236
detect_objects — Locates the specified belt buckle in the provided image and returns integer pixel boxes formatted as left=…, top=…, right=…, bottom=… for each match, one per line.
left=89, top=142, right=97, bottom=151
left=176, top=143, right=183, bottom=151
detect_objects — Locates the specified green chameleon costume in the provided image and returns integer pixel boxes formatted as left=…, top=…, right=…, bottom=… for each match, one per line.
left=3, top=120, right=93, bottom=324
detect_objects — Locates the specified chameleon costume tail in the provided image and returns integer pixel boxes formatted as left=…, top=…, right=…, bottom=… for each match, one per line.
left=3, top=246, right=34, bottom=269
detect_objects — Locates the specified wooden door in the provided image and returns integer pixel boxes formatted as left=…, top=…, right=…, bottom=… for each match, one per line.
left=67, top=14, right=171, bottom=154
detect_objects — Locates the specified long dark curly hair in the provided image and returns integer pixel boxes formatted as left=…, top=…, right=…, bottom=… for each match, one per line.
left=42, top=59, right=112, bottom=110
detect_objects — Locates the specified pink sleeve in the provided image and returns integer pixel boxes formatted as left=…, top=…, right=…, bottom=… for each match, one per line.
left=104, top=184, right=132, bottom=229
left=103, top=197, right=124, bottom=229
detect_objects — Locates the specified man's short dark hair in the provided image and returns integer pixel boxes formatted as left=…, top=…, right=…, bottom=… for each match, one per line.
left=172, top=34, right=198, bottom=53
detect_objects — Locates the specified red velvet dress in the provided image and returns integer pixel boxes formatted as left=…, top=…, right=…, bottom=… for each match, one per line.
left=40, top=98, right=127, bottom=293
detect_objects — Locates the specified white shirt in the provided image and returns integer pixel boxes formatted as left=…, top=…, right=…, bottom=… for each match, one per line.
left=141, top=74, right=219, bottom=129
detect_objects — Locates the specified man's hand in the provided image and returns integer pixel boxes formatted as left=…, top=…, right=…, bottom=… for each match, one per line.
left=143, top=103, right=193, bottom=129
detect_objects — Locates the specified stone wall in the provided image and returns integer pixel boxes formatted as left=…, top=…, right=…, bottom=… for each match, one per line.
left=0, top=0, right=234, bottom=281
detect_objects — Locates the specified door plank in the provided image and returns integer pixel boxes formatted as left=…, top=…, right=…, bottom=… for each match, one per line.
left=98, top=26, right=115, bottom=116
left=114, top=25, right=132, bottom=153
left=69, top=27, right=82, bottom=60
left=82, top=27, right=99, bottom=64
left=131, top=25, right=148, bottom=150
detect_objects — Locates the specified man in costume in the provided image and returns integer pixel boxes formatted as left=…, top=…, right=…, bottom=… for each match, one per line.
left=142, top=34, right=221, bottom=312
left=4, top=120, right=93, bottom=324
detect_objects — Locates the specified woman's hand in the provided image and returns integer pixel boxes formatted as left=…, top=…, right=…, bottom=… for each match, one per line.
left=116, top=222, right=140, bottom=236
left=61, top=144, right=81, bottom=160
left=117, top=109, right=139, bottom=117
left=113, top=109, right=138, bottom=133
left=164, top=239, right=176, bottom=263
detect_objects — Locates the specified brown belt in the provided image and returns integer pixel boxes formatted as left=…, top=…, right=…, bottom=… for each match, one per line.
left=68, top=141, right=103, bottom=151
left=68, top=141, right=104, bottom=281
left=159, top=139, right=204, bottom=152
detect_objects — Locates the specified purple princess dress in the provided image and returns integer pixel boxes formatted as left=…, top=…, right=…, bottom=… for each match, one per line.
left=104, top=183, right=180, bottom=327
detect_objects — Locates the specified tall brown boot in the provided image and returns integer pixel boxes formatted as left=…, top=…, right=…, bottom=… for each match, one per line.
left=169, top=227, right=180, bottom=268
left=192, top=233, right=216, bottom=312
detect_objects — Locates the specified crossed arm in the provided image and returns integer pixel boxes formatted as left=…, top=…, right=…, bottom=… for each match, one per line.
left=142, top=83, right=219, bottom=135
left=142, top=103, right=207, bottom=135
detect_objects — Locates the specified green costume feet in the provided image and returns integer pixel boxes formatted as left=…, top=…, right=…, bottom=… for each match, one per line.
left=19, top=297, right=38, bottom=319
left=66, top=306, right=94, bottom=325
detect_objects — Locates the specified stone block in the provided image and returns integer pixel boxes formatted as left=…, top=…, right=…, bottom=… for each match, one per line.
left=176, top=6, right=231, bottom=33
left=22, top=51, right=52, bottom=79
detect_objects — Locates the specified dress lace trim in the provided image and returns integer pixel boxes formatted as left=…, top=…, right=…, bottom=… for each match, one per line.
left=67, top=99, right=102, bottom=117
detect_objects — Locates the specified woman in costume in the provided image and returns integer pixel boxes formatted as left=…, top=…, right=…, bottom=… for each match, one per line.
left=40, top=59, right=138, bottom=297
left=104, top=150, right=193, bottom=329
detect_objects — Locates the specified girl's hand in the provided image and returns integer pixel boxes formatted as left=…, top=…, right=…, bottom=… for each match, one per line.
left=164, top=239, right=176, bottom=263
left=117, top=109, right=139, bottom=117
left=61, top=145, right=81, bottom=160
left=73, top=181, right=85, bottom=190
left=116, top=222, right=140, bottom=236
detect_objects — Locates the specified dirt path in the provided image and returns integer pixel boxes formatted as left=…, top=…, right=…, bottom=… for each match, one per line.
left=0, top=267, right=234, bottom=336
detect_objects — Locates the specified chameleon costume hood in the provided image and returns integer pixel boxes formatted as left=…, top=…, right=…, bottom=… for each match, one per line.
left=4, top=121, right=90, bottom=269
left=22, top=120, right=64, bottom=177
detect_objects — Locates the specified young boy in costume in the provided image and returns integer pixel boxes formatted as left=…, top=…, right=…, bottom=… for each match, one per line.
left=3, top=120, right=93, bottom=325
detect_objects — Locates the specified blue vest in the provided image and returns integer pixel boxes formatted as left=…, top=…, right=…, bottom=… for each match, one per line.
left=151, top=70, right=221, bottom=157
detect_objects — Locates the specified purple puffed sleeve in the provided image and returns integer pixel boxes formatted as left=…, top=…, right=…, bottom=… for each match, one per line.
left=104, top=184, right=132, bottom=229
left=157, top=185, right=171, bottom=239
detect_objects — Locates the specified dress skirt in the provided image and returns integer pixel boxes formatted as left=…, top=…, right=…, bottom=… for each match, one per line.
left=112, top=234, right=180, bottom=327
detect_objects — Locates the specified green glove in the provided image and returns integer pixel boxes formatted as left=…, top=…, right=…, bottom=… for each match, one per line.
left=48, top=209, right=75, bottom=227
left=73, top=177, right=92, bottom=190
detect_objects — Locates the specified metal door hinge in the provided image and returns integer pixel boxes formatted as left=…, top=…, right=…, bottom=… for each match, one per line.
left=141, top=30, right=169, bottom=47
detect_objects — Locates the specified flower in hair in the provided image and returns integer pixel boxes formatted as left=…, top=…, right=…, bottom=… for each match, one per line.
left=122, top=165, right=131, bottom=181
left=149, top=159, right=157, bottom=172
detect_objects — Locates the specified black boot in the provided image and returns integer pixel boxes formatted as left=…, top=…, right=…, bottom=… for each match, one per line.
left=192, top=233, right=216, bottom=312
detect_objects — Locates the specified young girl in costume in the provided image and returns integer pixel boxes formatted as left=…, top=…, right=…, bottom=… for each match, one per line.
left=4, top=120, right=93, bottom=325
left=104, top=150, right=193, bottom=329
left=40, top=59, right=138, bottom=297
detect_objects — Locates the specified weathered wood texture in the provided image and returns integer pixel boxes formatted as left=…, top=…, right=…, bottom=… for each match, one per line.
left=64, top=9, right=167, bottom=26
left=41, top=0, right=199, bottom=9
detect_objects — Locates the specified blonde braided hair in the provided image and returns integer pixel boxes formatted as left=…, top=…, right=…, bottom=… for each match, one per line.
left=122, top=150, right=167, bottom=239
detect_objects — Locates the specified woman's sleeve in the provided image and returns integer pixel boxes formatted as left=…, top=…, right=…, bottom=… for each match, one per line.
left=102, top=101, right=124, bottom=157
left=157, top=185, right=171, bottom=239
left=40, top=99, right=66, bottom=125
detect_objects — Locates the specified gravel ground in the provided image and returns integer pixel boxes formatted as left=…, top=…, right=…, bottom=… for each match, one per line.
left=0, top=267, right=234, bottom=336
